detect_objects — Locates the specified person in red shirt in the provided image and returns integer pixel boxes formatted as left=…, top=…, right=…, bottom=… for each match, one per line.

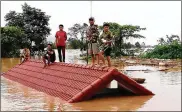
left=55, top=24, right=67, bottom=62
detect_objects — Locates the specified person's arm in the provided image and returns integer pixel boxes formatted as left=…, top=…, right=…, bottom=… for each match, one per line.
left=86, top=28, right=90, bottom=41
left=25, top=49, right=30, bottom=57
left=106, top=32, right=113, bottom=44
left=65, top=32, right=67, bottom=41
left=47, top=50, right=54, bottom=54
left=93, top=25, right=99, bottom=38
left=99, top=33, right=104, bottom=45
left=55, top=31, right=58, bottom=38
left=55, top=32, right=58, bottom=45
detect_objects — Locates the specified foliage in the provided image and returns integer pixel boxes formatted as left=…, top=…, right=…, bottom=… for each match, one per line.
left=67, top=38, right=82, bottom=49
left=141, top=35, right=181, bottom=59
left=4, top=3, right=51, bottom=50
left=157, top=35, right=180, bottom=45
left=1, top=26, right=27, bottom=57
left=67, top=23, right=88, bottom=50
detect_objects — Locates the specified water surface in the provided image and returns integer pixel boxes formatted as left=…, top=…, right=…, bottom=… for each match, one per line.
left=1, top=49, right=181, bottom=111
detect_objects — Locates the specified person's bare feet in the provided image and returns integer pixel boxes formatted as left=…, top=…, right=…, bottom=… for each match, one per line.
left=89, top=64, right=95, bottom=67
left=43, top=64, right=47, bottom=68
left=94, top=64, right=100, bottom=67
left=101, top=65, right=107, bottom=68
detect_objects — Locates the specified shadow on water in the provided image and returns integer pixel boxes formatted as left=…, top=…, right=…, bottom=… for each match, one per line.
left=1, top=49, right=181, bottom=111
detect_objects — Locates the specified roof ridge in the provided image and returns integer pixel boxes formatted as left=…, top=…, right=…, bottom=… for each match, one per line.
left=28, top=59, right=117, bottom=72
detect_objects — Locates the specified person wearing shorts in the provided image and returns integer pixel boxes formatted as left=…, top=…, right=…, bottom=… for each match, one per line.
left=43, top=44, right=56, bottom=67
left=86, top=17, right=100, bottom=66
left=99, top=23, right=113, bottom=67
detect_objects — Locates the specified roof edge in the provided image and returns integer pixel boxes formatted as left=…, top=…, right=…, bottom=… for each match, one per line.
left=68, top=69, right=116, bottom=103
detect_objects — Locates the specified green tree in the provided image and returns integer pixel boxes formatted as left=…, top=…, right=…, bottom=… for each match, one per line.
left=68, top=23, right=88, bottom=50
left=1, top=26, right=27, bottom=57
left=5, top=3, right=51, bottom=51
left=67, top=38, right=82, bottom=49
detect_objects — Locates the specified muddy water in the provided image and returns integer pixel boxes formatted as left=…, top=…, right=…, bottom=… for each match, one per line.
left=1, top=49, right=181, bottom=111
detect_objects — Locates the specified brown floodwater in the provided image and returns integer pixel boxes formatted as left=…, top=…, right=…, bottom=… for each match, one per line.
left=1, top=50, right=181, bottom=111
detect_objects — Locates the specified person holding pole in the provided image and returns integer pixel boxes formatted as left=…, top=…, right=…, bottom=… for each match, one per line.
left=86, top=17, right=100, bottom=66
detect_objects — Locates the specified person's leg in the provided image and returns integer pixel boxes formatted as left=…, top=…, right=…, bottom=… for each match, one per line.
left=57, top=46, right=62, bottom=62
left=47, top=56, right=51, bottom=65
left=50, top=56, right=55, bottom=64
left=20, top=56, right=23, bottom=63
left=91, top=54, right=95, bottom=66
left=106, top=56, right=111, bottom=67
left=105, top=47, right=112, bottom=67
left=43, top=55, right=47, bottom=67
left=96, top=54, right=99, bottom=65
left=92, top=43, right=100, bottom=65
left=88, top=43, right=94, bottom=66
left=98, top=51, right=105, bottom=65
left=90, top=43, right=95, bottom=66
left=61, top=46, right=66, bottom=62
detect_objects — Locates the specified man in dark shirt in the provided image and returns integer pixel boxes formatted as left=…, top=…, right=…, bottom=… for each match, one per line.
left=43, top=44, right=56, bottom=67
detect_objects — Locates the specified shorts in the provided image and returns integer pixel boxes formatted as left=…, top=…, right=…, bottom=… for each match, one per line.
left=104, top=47, right=112, bottom=56
left=88, top=43, right=99, bottom=55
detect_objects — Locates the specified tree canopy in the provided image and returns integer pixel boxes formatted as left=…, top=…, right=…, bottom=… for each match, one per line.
left=1, top=26, right=27, bottom=57
left=4, top=3, right=51, bottom=50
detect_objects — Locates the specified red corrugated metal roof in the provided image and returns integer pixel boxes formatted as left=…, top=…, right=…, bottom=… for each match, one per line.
left=3, top=59, right=154, bottom=103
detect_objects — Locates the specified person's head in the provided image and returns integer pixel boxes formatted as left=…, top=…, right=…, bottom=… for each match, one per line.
left=59, top=24, right=64, bottom=31
left=89, top=17, right=95, bottom=25
left=103, top=23, right=110, bottom=32
left=24, top=47, right=27, bottom=51
left=47, top=44, right=52, bottom=50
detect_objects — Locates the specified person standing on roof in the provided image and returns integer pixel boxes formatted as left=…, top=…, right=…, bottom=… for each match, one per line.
left=55, top=24, right=67, bottom=62
left=98, top=23, right=113, bottom=67
left=86, top=17, right=100, bottom=66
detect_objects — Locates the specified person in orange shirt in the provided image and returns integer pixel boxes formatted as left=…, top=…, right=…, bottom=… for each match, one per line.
left=55, top=24, right=67, bottom=62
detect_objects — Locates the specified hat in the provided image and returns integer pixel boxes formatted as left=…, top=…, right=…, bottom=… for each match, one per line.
left=89, top=17, right=95, bottom=21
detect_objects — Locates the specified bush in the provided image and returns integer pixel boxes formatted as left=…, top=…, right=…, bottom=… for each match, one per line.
left=141, top=41, right=182, bottom=59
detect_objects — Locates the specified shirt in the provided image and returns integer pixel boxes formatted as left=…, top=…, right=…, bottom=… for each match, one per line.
left=86, top=24, right=99, bottom=43
left=46, top=48, right=56, bottom=62
left=99, top=30, right=113, bottom=47
left=55, top=31, right=67, bottom=46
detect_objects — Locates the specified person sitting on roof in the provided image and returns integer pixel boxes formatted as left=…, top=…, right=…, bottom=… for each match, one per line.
left=43, top=44, right=56, bottom=68
left=20, top=47, right=30, bottom=63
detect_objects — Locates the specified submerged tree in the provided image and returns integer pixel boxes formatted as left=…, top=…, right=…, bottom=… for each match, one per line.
left=1, top=26, right=28, bottom=57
